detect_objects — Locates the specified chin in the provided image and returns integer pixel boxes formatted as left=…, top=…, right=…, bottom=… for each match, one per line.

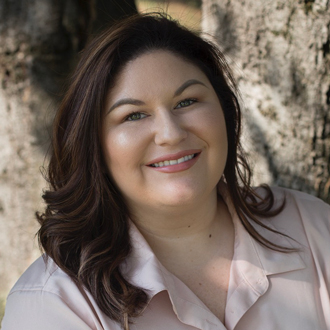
left=156, top=189, right=202, bottom=208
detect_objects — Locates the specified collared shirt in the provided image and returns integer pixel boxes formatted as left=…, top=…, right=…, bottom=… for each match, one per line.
left=2, top=186, right=330, bottom=329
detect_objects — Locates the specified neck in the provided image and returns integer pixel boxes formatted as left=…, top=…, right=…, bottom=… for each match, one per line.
left=131, top=188, right=218, bottom=237
left=130, top=189, right=233, bottom=267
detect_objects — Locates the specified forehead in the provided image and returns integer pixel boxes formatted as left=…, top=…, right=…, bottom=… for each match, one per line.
left=107, top=50, right=210, bottom=100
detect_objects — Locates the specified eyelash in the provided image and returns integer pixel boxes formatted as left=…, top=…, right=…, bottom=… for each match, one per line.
left=124, top=98, right=197, bottom=122
left=175, top=98, right=197, bottom=109
left=124, top=112, right=147, bottom=121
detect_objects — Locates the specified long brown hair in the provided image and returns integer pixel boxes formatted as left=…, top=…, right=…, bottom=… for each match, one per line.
left=37, top=13, right=289, bottom=329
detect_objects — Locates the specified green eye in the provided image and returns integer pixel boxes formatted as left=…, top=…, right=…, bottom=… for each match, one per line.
left=176, top=99, right=196, bottom=109
left=126, top=112, right=146, bottom=121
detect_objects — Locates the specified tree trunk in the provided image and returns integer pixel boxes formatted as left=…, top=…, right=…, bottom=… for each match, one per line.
left=0, top=0, right=137, bottom=313
left=202, top=0, right=330, bottom=202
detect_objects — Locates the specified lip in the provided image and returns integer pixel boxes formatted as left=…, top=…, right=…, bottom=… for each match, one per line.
left=146, top=149, right=202, bottom=166
left=145, top=149, right=202, bottom=173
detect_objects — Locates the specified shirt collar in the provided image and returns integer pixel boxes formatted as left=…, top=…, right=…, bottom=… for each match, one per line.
left=120, top=222, right=167, bottom=297
left=122, top=222, right=226, bottom=329
left=218, top=182, right=306, bottom=279
left=218, top=183, right=306, bottom=329
left=122, top=183, right=306, bottom=329
left=121, top=221, right=225, bottom=330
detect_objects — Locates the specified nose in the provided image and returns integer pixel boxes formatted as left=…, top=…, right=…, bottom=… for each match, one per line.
left=154, top=109, right=188, bottom=146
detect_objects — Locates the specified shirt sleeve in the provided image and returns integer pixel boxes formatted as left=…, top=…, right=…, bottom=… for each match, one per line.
left=295, top=193, right=330, bottom=328
left=1, top=289, right=96, bottom=330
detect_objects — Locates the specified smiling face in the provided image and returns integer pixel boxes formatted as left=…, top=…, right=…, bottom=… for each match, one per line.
left=102, top=50, right=228, bottom=217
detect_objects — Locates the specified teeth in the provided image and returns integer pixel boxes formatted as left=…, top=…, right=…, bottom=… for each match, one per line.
left=151, top=153, right=195, bottom=167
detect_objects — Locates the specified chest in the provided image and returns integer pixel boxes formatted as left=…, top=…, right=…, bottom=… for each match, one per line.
left=128, top=271, right=326, bottom=330
left=174, top=256, right=232, bottom=323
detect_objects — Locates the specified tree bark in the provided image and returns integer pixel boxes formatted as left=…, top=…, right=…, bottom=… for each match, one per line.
left=0, top=0, right=137, bottom=311
left=202, top=0, right=330, bottom=202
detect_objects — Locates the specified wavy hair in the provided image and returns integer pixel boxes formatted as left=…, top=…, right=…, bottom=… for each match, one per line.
left=37, top=13, right=288, bottom=329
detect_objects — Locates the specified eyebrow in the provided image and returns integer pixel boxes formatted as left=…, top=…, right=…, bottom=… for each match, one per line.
left=173, top=79, right=208, bottom=97
left=107, top=79, right=208, bottom=114
left=108, top=98, right=145, bottom=113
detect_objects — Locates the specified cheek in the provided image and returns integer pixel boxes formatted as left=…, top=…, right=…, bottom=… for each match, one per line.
left=201, top=107, right=228, bottom=167
left=194, top=105, right=227, bottom=146
left=102, top=126, right=148, bottom=176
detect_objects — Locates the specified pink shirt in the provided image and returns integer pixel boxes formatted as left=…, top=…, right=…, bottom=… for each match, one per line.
left=2, top=186, right=330, bottom=329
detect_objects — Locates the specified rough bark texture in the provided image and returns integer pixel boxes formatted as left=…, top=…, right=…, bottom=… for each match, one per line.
left=202, top=0, right=330, bottom=202
left=0, top=0, right=137, bottom=313
left=0, top=0, right=87, bottom=301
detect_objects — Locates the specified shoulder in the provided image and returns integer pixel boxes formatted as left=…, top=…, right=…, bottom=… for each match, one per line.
left=271, top=185, right=329, bottom=205
left=257, top=186, right=330, bottom=271
left=7, top=255, right=81, bottom=302
left=256, top=184, right=329, bottom=206
left=2, top=256, right=108, bottom=330
left=268, top=186, right=330, bottom=232
left=251, top=186, right=330, bottom=256
left=267, top=187, right=330, bottom=321
left=254, top=185, right=330, bottom=224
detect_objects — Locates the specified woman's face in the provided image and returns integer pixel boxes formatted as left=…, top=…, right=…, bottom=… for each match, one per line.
left=102, top=50, right=227, bottom=215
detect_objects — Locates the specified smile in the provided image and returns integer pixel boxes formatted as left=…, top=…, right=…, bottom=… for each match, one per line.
left=149, top=153, right=197, bottom=167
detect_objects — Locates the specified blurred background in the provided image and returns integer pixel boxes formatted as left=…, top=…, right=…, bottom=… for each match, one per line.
left=0, top=0, right=329, bottom=323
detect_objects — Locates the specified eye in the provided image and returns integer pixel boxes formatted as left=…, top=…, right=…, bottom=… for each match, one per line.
left=175, top=98, right=197, bottom=109
left=125, top=112, right=147, bottom=121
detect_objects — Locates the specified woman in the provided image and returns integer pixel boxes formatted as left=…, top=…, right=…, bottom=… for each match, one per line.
left=2, top=13, right=329, bottom=330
